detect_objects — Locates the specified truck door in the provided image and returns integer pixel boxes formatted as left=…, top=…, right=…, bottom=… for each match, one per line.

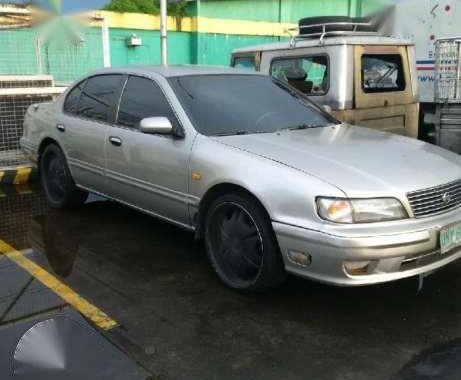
left=352, top=45, right=419, bottom=137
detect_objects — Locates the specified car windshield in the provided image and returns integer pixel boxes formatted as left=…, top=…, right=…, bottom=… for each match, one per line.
left=168, top=74, right=338, bottom=136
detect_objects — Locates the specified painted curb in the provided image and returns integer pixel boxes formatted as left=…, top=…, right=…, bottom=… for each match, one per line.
left=0, top=166, right=38, bottom=185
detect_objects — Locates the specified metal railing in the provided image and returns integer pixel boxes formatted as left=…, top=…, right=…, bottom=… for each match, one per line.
left=435, top=37, right=461, bottom=103
left=287, top=21, right=381, bottom=46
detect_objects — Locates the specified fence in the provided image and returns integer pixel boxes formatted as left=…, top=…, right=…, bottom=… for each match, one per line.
left=0, top=76, right=63, bottom=166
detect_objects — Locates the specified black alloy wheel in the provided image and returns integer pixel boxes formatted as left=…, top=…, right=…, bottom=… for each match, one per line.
left=205, top=192, right=286, bottom=293
left=40, top=144, right=88, bottom=208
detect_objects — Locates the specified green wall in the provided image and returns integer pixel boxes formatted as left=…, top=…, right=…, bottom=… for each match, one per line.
left=195, top=33, right=280, bottom=65
left=0, top=28, right=39, bottom=75
left=189, top=0, right=367, bottom=22
left=109, top=28, right=193, bottom=66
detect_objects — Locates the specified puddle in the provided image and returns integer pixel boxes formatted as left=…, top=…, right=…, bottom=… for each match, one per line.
left=391, top=339, right=461, bottom=380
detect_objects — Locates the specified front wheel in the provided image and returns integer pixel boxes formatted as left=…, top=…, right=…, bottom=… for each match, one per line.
left=40, top=144, right=88, bottom=208
left=204, top=192, right=286, bottom=293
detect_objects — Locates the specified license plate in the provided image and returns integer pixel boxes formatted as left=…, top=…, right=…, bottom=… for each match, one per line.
left=440, top=222, right=461, bottom=254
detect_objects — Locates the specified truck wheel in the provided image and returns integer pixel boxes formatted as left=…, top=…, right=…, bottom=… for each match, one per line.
left=204, top=192, right=286, bottom=293
left=40, top=144, right=88, bottom=208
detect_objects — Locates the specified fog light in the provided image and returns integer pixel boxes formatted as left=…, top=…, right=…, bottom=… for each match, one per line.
left=287, top=250, right=312, bottom=267
left=344, top=260, right=371, bottom=275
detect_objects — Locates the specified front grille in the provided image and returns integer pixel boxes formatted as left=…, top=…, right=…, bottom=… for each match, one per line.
left=407, top=179, right=461, bottom=217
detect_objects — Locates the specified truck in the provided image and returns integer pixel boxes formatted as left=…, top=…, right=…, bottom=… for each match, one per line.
left=231, top=1, right=461, bottom=145
left=390, top=0, right=461, bottom=142
left=231, top=15, right=420, bottom=138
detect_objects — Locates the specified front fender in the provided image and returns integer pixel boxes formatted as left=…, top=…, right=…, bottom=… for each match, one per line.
left=189, top=134, right=346, bottom=231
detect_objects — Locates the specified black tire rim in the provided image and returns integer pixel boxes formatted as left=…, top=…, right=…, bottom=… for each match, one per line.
left=43, top=151, right=67, bottom=202
left=208, top=202, right=264, bottom=287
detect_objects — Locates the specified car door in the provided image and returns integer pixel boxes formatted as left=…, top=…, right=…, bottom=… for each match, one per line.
left=58, top=74, right=125, bottom=192
left=105, top=75, right=194, bottom=227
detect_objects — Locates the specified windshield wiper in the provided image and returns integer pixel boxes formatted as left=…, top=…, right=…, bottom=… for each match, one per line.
left=213, top=130, right=249, bottom=136
left=284, top=124, right=326, bottom=131
left=213, top=130, right=273, bottom=136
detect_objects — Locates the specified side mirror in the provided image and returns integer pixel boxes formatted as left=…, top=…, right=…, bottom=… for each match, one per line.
left=322, top=105, right=332, bottom=114
left=139, top=117, right=173, bottom=135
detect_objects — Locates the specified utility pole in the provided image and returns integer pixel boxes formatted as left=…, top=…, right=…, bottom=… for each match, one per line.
left=160, top=0, right=167, bottom=66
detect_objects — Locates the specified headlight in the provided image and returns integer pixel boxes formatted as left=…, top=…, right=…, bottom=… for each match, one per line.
left=316, top=197, right=407, bottom=223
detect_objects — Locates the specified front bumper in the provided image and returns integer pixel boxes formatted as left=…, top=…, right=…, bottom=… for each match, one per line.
left=273, top=208, right=461, bottom=286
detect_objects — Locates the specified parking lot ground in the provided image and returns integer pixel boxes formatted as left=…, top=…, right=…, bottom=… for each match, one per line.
left=0, top=185, right=460, bottom=380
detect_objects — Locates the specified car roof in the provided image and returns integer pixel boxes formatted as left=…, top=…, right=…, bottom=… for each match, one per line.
left=233, top=35, right=413, bottom=53
left=89, top=64, right=264, bottom=78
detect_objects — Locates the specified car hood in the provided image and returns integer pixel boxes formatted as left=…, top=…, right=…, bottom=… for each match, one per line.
left=212, top=124, right=461, bottom=197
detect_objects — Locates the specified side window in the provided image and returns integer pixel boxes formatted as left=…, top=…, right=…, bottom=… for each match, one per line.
left=117, top=76, right=177, bottom=129
left=270, top=56, right=329, bottom=95
left=361, top=54, right=405, bottom=93
left=233, top=56, right=256, bottom=71
left=77, top=74, right=124, bottom=122
left=63, top=80, right=85, bottom=114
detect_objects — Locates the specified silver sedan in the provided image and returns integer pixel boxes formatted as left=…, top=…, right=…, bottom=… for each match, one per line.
left=21, top=65, right=461, bottom=292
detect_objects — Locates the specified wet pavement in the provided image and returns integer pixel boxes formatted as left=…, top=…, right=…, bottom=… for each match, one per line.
left=0, top=184, right=460, bottom=380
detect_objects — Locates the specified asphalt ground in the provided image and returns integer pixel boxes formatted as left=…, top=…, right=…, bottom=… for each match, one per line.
left=0, top=184, right=460, bottom=380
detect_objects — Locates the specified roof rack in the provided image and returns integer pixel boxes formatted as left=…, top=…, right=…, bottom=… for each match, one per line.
left=287, top=20, right=382, bottom=47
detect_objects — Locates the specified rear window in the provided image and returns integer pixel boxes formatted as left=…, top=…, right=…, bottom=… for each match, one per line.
left=63, top=80, right=85, bottom=114
left=361, top=54, right=406, bottom=93
left=270, top=55, right=329, bottom=96
left=233, top=56, right=256, bottom=71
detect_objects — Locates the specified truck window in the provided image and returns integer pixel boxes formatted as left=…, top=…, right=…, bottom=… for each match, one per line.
left=233, top=56, right=256, bottom=71
left=361, top=54, right=406, bottom=93
left=270, top=56, right=328, bottom=96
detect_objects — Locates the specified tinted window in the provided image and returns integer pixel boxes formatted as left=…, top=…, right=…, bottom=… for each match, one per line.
left=63, top=80, right=85, bottom=114
left=169, top=75, right=337, bottom=136
left=233, top=56, right=256, bottom=71
left=271, top=56, right=329, bottom=95
left=78, top=74, right=123, bottom=122
left=361, top=54, right=405, bottom=93
left=117, top=76, right=176, bottom=129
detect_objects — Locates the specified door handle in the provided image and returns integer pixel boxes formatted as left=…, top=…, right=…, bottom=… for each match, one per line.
left=56, top=124, right=66, bottom=132
left=109, top=136, right=122, bottom=147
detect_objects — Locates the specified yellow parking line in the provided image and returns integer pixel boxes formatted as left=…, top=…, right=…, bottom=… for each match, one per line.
left=13, top=167, right=32, bottom=185
left=0, top=171, right=4, bottom=182
left=0, top=239, right=118, bottom=331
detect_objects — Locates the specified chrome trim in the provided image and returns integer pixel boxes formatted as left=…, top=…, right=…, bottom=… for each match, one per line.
left=67, top=157, right=104, bottom=176
left=407, top=179, right=461, bottom=217
left=105, top=168, right=200, bottom=206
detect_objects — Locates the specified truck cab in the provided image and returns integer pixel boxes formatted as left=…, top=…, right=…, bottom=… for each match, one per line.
left=231, top=17, right=419, bottom=138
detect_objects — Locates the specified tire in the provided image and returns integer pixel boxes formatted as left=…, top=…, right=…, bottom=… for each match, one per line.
left=204, top=192, right=286, bottom=293
left=40, top=144, right=88, bottom=208
left=298, top=16, right=373, bottom=35
left=299, top=16, right=353, bottom=35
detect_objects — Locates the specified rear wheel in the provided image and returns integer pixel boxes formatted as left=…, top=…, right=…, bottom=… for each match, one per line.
left=204, top=192, right=285, bottom=293
left=40, top=144, right=88, bottom=208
